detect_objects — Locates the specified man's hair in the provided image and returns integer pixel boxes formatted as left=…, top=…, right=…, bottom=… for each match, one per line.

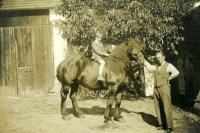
left=156, top=50, right=165, bottom=57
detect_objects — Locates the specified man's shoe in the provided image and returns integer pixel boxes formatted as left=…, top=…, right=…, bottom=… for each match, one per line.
left=164, top=128, right=173, bottom=133
left=156, top=125, right=163, bottom=130
left=97, top=75, right=105, bottom=81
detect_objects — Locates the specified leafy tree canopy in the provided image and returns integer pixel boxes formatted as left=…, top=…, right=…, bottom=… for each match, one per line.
left=55, top=0, right=196, bottom=54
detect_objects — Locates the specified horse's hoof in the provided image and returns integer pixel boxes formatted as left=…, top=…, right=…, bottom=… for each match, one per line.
left=78, top=114, right=85, bottom=119
left=106, top=120, right=115, bottom=126
left=117, top=117, right=126, bottom=123
left=114, top=116, right=126, bottom=123
left=61, top=110, right=68, bottom=116
left=62, top=115, right=70, bottom=120
left=104, top=118, right=114, bottom=125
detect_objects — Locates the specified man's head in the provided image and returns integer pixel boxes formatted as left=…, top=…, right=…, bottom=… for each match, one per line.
left=155, top=51, right=165, bottom=65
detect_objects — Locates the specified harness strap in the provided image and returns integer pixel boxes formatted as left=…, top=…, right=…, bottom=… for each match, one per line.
left=109, top=56, right=131, bottom=63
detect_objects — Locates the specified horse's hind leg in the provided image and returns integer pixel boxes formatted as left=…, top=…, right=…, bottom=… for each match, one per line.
left=60, top=84, right=70, bottom=120
left=113, top=92, right=126, bottom=123
left=70, top=83, right=85, bottom=119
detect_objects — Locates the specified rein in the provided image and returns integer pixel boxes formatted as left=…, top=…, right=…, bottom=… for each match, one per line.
left=109, top=56, right=132, bottom=63
left=129, top=52, right=143, bottom=60
left=109, top=52, right=143, bottom=63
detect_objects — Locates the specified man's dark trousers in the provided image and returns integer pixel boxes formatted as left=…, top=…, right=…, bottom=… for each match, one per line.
left=154, top=84, right=173, bottom=129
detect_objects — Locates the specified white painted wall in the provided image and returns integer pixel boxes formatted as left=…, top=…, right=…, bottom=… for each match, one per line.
left=193, top=2, right=200, bottom=9
left=49, top=9, right=67, bottom=93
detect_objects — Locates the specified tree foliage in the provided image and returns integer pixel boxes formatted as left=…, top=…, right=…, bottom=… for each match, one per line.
left=55, top=0, right=196, bottom=53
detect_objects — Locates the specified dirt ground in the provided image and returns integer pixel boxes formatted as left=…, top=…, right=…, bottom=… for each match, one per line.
left=0, top=93, right=200, bottom=133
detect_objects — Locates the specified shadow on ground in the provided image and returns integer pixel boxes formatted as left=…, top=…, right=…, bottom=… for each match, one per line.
left=131, top=111, right=159, bottom=127
left=66, top=106, right=158, bottom=127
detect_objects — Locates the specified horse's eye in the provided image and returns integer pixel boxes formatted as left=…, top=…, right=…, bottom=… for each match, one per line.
left=141, top=50, right=145, bottom=53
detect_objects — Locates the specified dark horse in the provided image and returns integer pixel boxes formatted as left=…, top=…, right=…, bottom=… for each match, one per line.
left=56, top=38, right=144, bottom=123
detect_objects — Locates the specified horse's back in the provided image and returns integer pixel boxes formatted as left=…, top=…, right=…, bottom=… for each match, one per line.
left=56, top=54, right=128, bottom=89
left=56, top=55, right=97, bottom=84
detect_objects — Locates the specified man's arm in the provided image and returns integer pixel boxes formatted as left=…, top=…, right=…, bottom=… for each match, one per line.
left=144, top=59, right=156, bottom=71
left=167, top=64, right=179, bottom=80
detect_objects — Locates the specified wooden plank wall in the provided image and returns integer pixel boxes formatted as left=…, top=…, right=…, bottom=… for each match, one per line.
left=0, top=25, right=54, bottom=95
left=0, top=10, right=55, bottom=95
left=33, top=25, right=55, bottom=94
left=0, top=27, right=17, bottom=95
left=0, top=10, right=50, bottom=27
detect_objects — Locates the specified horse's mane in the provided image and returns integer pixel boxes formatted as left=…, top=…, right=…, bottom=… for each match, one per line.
left=109, top=38, right=142, bottom=61
left=110, top=43, right=130, bottom=61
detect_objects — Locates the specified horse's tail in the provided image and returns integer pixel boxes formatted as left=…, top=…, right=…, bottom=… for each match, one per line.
left=56, top=74, right=62, bottom=82
left=56, top=62, right=65, bottom=83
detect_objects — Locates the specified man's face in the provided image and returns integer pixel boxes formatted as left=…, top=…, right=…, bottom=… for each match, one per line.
left=156, top=53, right=165, bottom=65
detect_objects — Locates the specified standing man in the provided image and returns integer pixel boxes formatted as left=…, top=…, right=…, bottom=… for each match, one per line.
left=144, top=51, right=179, bottom=133
left=91, top=31, right=110, bottom=81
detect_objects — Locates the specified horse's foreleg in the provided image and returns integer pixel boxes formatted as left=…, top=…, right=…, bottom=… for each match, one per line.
left=104, top=87, right=115, bottom=123
left=70, top=83, right=85, bottom=119
left=114, top=92, right=125, bottom=123
left=61, top=84, right=70, bottom=120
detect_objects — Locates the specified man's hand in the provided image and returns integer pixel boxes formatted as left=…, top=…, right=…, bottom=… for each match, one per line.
left=104, top=53, right=110, bottom=56
left=168, top=77, right=171, bottom=87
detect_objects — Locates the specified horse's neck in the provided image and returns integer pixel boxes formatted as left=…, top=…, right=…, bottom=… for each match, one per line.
left=110, top=44, right=129, bottom=61
left=104, top=56, right=132, bottom=75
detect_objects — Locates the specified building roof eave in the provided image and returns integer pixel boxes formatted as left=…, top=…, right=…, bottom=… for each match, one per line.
left=0, top=0, right=61, bottom=11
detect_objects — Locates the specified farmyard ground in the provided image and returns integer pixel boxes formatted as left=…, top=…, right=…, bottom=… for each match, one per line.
left=0, top=93, right=200, bottom=133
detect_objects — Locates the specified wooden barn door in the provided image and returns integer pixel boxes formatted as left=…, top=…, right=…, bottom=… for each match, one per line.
left=0, top=28, right=18, bottom=95
left=0, top=10, right=54, bottom=95
left=15, top=25, right=54, bottom=95
left=0, top=25, right=54, bottom=95
left=15, top=26, right=34, bottom=95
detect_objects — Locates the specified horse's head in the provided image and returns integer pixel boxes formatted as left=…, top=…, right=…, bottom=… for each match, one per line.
left=126, top=38, right=144, bottom=66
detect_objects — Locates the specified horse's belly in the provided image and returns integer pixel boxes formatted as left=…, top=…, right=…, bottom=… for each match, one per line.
left=77, top=76, right=102, bottom=90
left=76, top=62, right=103, bottom=89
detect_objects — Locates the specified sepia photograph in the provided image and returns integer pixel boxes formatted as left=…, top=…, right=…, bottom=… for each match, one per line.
left=0, top=0, right=200, bottom=133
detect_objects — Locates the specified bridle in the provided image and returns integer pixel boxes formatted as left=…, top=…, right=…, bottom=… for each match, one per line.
left=130, top=52, right=143, bottom=60
left=127, top=50, right=144, bottom=66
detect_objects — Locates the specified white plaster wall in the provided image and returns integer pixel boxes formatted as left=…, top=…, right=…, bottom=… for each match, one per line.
left=194, top=2, right=200, bottom=9
left=49, top=9, right=67, bottom=93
